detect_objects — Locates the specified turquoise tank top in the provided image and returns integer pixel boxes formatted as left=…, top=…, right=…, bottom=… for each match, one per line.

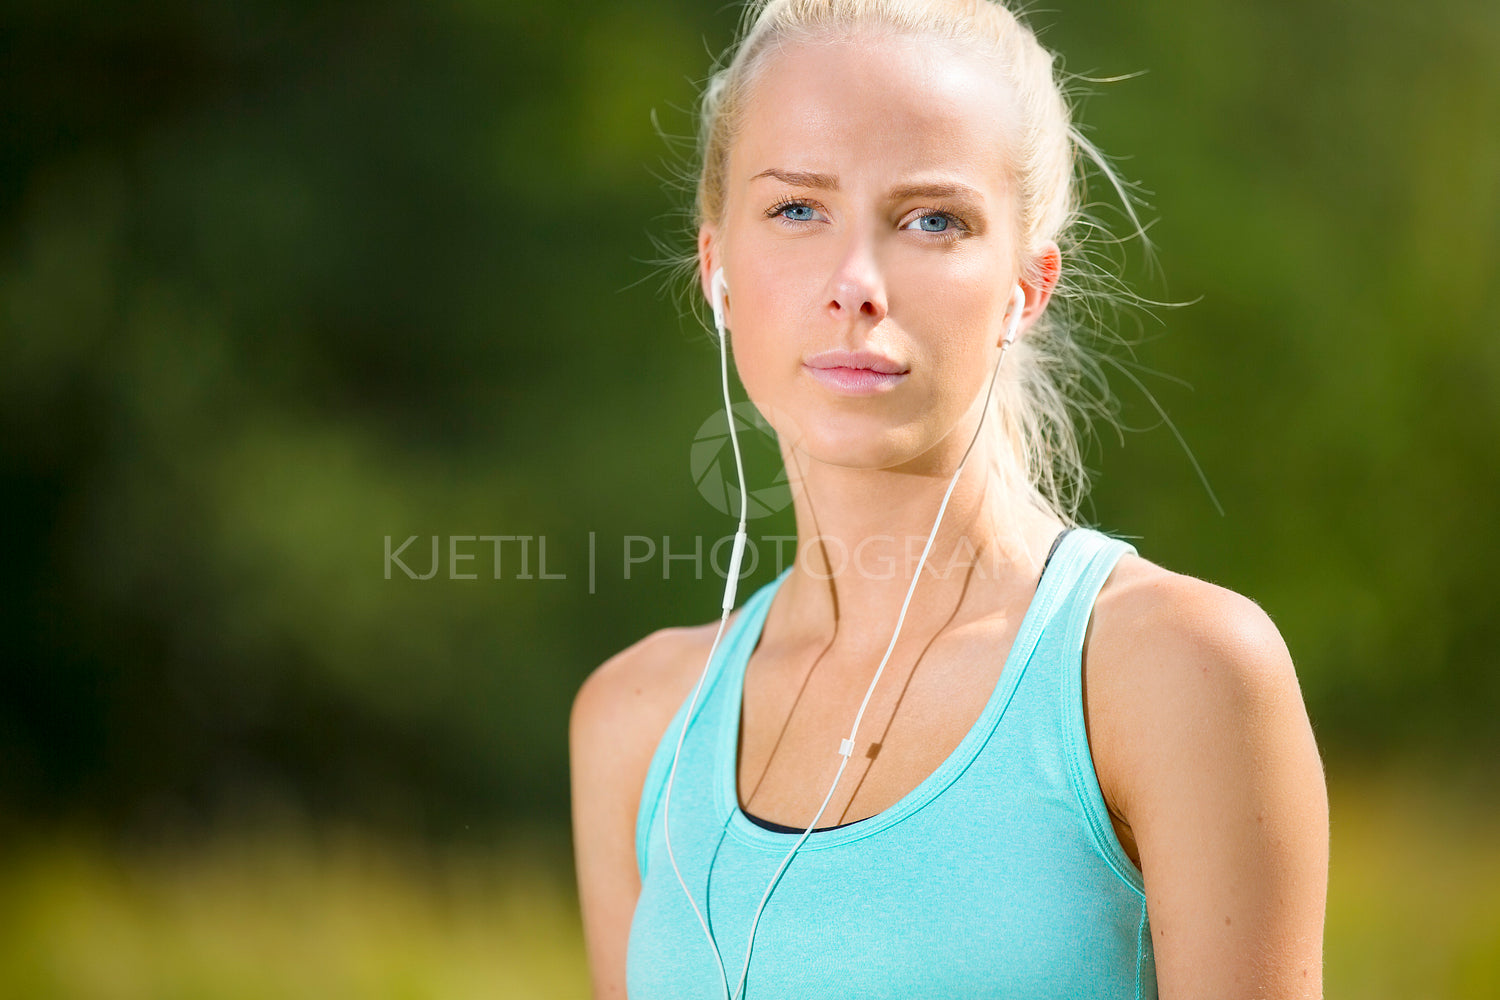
left=628, top=528, right=1157, bottom=999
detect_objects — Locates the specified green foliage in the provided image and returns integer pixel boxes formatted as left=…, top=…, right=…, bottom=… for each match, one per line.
left=1, top=0, right=1496, bottom=838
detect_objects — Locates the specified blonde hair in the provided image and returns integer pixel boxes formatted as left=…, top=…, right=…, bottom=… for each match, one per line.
left=692, top=0, right=1144, bottom=523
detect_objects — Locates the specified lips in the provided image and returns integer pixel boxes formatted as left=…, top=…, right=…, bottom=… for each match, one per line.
left=803, top=349, right=909, bottom=396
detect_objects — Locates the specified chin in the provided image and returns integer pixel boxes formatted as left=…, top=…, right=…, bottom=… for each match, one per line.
left=792, top=414, right=927, bottom=473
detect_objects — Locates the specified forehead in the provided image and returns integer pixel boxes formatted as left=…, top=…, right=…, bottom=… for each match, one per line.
left=730, top=32, right=1018, bottom=194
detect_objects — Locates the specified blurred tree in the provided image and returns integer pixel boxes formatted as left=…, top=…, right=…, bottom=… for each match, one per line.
left=1, top=0, right=1496, bottom=842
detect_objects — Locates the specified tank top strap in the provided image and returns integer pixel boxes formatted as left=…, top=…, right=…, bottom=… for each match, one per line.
left=977, top=527, right=1135, bottom=718
left=1028, top=526, right=1144, bottom=891
left=1043, top=528, right=1136, bottom=647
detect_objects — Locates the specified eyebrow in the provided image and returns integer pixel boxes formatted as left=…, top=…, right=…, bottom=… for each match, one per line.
left=750, top=169, right=985, bottom=207
left=751, top=168, right=839, bottom=190
left=887, top=182, right=985, bottom=204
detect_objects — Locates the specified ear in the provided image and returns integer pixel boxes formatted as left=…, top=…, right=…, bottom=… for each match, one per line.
left=1015, top=241, right=1062, bottom=338
left=697, top=226, right=718, bottom=310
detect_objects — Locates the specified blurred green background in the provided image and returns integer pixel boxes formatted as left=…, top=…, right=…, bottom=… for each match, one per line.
left=2, top=0, right=1496, bottom=995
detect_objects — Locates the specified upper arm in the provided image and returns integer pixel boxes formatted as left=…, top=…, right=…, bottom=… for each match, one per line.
left=570, top=625, right=717, bottom=999
left=1089, top=566, right=1329, bottom=999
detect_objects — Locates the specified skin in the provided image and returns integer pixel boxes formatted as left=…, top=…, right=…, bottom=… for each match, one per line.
left=572, top=31, right=1328, bottom=1000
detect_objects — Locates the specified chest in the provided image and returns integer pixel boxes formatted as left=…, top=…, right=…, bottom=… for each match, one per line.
left=633, top=712, right=1156, bottom=1000
left=735, top=618, right=1022, bottom=828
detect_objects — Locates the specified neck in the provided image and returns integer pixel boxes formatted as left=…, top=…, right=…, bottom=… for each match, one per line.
left=771, top=442, right=1065, bottom=658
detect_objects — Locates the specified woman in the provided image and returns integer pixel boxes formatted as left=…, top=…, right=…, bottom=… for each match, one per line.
left=572, top=1, right=1329, bottom=997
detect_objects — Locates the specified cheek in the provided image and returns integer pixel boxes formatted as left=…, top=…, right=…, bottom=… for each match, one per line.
left=722, top=250, right=813, bottom=376
left=897, top=257, right=1007, bottom=362
left=727, top=237, right=820, bottom=311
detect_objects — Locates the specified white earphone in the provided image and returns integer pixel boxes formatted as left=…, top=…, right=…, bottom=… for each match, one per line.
left=1002, top=283, right=1025, bottom=347
left=711, top=266, right=729, bottom=335
left=708, top=266, right=745, bottom=610
left=662, top=272, right=1027, bottom=1000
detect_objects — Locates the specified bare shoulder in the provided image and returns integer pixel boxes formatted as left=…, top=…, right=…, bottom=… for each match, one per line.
left=1091, top=553, right=1294, bottom=680
left=1084, top=554, right=1328, bottom=995
left=570, top=617, right=730, bottom=998
left=1085, top=553, right=1311, bottom=798
left=571, top=618, right=728, bottom=760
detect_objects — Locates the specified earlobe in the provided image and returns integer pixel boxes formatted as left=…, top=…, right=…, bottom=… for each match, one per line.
left=698, top=226, right=732, bottom=334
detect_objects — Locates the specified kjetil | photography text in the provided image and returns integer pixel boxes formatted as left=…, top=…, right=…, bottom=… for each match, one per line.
left=383, top=532, right=1004, bottom=592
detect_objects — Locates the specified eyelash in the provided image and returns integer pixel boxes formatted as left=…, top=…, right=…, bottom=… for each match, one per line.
left=763, top=198, right=969, bottom=239
left=765, top=198, right=822, bottom=222
left=905, top=210, right=968, bottom=237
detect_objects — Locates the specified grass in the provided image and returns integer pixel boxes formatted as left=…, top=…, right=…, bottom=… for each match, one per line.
left=1325, top=765, right=1500, bottom=999
left=0, top=825, right=589, bottom=999
left=1, top=767, right=1496, bottom=998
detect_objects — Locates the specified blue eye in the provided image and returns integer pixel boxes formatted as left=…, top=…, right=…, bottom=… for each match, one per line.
left=916, top=213, right=950, bottom=232
left=780, top=204, right=816, bottom=221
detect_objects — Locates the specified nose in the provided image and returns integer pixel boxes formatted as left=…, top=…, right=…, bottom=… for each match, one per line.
left=826, top=232, right=888, bottom=327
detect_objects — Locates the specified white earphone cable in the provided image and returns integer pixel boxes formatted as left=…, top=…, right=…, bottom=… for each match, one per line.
left=667, top=279, right=1026, bottom=1000
left=661, top=270, right=748, bottom=999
